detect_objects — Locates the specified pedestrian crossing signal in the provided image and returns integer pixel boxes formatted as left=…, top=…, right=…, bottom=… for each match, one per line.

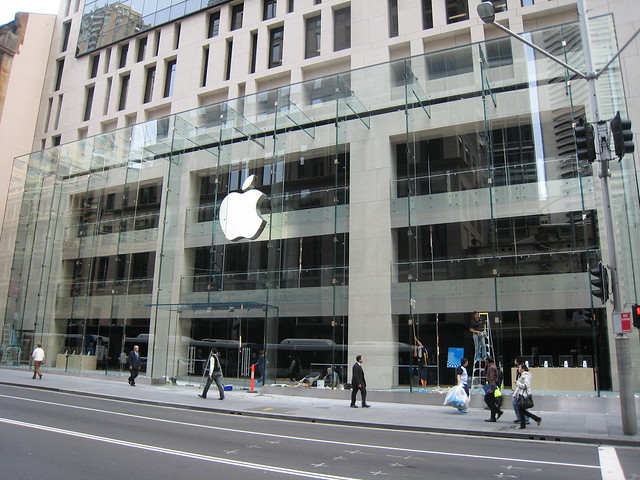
left=632, top=304, right=640, bottom=329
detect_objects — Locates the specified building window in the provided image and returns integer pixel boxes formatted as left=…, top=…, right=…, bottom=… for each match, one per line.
left=446, top=0, right=469, bottom=24
left=174, top=23, right=181, bottom=49
left=144, top=65, right=156, bottom=103
left=201, top=47, right=209, bottom=86
left=521, top=0, right=534, bottom=5
left=249, top=32, right=258, bottom=74
left=154, top=31, right=161, bottom=56
left=231, top=3, right=244, bottom=30
left=315, top=0, right=321, bottom=4
left=61, top=21, right=71, bottom=52
left=52, top=135, right=61, bottom=146
left=287, top=0, right=294, bottom=13
left=208, top=11, right=220, bottom=37
left=422, top=0, right=433, bottom=29
left=490, top=0, right=508, bottom=12
left=83, top=85, right=94, bottom=121
left=225, top=39, right=233, bottom=80
left=486, top=38, right=513, bottom=68
left=118, top=74, right=130, bottom=111
left=89, top=55, right=100, bottom=78
left=164, top=59, right=177, bottom=97
left=136, top=37, right=147, bottom=62
left=305, top=15, right=321, bottom=59
left=118, top=44, right=129, bottom=68
left=54, top=59, right=64, bottom=91
left=388, top=0, right=398, bottom=37
left=268, top=26, right=284, bottom=68
left=264, top=0, right=277, bottom=20
left=103, top=77, right=112, bottom=115
left=333, top=7, right=350, bottom=51
left=426, top=46, right=473, bottom=79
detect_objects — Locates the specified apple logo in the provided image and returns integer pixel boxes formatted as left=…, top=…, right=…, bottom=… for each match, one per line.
left=219, top=174, right=267, bottom=241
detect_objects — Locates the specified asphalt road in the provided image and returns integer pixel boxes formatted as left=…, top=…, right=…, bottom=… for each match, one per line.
left=0, top=384, right=637, bottom=480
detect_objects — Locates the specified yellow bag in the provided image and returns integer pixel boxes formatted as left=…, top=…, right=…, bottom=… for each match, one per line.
left=494, top=386, right=502, bottom=397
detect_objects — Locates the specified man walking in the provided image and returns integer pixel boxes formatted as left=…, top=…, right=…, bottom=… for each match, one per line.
left=31, top=343, right=45, bottom=380
left=350, top=355, right=370, bottom=408
left=127, top=345, right=141, bottom=386
left=484, top=356, right=503, bottom=422
left=199, top=348, right=225, bottom=400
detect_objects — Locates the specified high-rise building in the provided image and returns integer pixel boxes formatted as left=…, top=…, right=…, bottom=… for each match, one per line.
left=1, top=0, right=639, bottom=392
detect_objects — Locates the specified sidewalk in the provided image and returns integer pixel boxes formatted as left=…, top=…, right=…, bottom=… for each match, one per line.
left=1, top=367, right=638, bottom=447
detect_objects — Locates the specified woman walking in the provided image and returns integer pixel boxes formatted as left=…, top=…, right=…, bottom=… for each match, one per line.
left=513, top=363, right=541, bottom=429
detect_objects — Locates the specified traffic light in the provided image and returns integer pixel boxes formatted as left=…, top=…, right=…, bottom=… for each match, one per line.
left=574, top=119, right=597, bottom=163
left=632, top=304, right=640, bottom=328
left=610, top=111, right=634, bottom=160
left=589, top=261, right=609, bottom=305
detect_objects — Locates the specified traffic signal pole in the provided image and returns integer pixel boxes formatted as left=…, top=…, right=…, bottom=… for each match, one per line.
left=477, top=0, right=638, bottom=434
left=577, top=0, right=637, bottom=435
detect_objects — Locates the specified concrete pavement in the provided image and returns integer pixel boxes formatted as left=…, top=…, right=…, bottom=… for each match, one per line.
left=1, top=367, right=638, bottom=447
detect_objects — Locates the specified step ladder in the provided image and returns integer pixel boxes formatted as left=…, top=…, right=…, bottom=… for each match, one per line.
left=470, top=312, right=495, bottom=392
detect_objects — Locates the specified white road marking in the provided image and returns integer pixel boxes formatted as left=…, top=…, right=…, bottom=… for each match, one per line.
left=598, top=446, right=625, bottom=480
left=0, top=417, right=361, bottom=480
left=0, top=392, right=600, bottom=470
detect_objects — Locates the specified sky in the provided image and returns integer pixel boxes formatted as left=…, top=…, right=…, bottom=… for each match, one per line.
left=0, top=0, right=60, bottom=25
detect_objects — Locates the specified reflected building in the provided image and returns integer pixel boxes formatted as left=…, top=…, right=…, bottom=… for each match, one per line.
left=0, top=0, right=639, bottom=393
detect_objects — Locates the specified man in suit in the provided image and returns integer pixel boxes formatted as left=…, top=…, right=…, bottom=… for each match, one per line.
left=199, top=348, right=225, bottom=400
left=127, top=345, right=142, bottom=386
left=350, top=355, right=370, bottom=408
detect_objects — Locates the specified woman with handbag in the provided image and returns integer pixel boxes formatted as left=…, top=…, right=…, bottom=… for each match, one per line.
left=513, top=364, right=542, bottom=430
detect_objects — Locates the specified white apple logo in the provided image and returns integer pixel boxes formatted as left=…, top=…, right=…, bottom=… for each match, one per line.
left=219, top=174, right=267, bottom=241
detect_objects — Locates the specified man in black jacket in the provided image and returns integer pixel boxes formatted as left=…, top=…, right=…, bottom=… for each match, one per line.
left=127, top=345, right=141, bottom=386
left=350, top=355, right=370, bottom=408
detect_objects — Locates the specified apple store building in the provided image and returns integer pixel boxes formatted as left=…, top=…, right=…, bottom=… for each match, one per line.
left=2, top=17, right=640, bottom=393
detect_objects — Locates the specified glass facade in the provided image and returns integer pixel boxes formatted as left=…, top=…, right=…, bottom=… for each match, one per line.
left=1, top=18, right=639, bottom=393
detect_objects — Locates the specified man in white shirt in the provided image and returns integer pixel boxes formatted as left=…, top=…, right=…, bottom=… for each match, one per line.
left=31, top=343, right=45, bottom=379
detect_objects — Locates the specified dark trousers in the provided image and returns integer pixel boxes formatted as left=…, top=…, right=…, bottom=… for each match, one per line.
left=518, top=405, right=541, bottom=428
left=484, top=390, right=502, bottom=419
left=351, top=384, right=367, bottom=406
left=202, top=373, right=225, bottom=399
left=128, top=367, right=139, bottom=385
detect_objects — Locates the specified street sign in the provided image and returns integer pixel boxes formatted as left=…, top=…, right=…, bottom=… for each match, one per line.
left=612, top=312, right=632, bottom=334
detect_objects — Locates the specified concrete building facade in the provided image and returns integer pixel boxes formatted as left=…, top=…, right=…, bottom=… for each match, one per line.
left=0, top=0, right=639, bottom=393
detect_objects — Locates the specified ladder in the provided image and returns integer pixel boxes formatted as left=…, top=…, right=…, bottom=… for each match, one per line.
left=470, top=313, right=495, bottom=392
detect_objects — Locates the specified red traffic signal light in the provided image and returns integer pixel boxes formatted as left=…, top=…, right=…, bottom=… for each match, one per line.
left=632, top=304, right=640, bottom=328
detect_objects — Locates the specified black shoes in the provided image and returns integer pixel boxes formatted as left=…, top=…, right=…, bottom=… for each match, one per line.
left=198, top=394, right=206, bottom=399
left=219, top=397, right=225, bottom=400
left=497, top=410, right=503, bottom=420
left=536, top=418, right=542, bottom=426
left=350, top=404, right=358, bottom=408
left=362, top=404, right=371, bottom=408
left=485, top=418, right=496, bottom=422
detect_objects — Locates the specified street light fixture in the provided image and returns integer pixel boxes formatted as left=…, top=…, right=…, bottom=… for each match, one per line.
left=476, top=0, right=639, bottom=435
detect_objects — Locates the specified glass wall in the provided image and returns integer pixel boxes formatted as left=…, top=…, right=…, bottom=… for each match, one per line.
left=1, top=18, right=638, bottom=392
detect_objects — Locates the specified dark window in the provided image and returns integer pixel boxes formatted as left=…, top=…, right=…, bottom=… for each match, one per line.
left=388, top=0, right=398, bottom=37
left=174, top=23, right=181, bottom=49
left=136, top=37, right=147, bottom=62
left=490, top=0, right=508, bottom=12
left=131, top=252, right=150, bottom=279
left=83, top=85, right=94, bottom=121
left=333, top=7, right=350, bottom=51
left=201, top=47, right=209, bottom=87
left=315, top=0, right=321, bottom=4
left=422, top=0, right=433, bottom=29
left=426, top=46, right=473, bottom=79
left=164, top=59, right=177, bottom=97
left=52, top=135, right=61, bottom=146
left=89, top=55, right=100, bottom=78
left=154, top=31, right=161, bottom=55
left=486, top=38, right=513, bottom=68
left=61, top=21, right=71, bottom=52
left=118, top=74, right=130, bottom=111
left=268, top=26, right=284, bottom=68
left=143, top=65, right=156, bottom=103
left=446, top=0, right=469, bottom=24
left=305, top=15, right=321, bottom=59
left=208, top=11, right=220, bottom=37
left=249, top=32, right=257, bottom=73
left=54, top=58, right=64, bottom=91
left=231, top=3, right=244, bottom=30
left=225, top=39, right=233, bottom=80
left=118, top=44, right=129, bottom=68
left=263, top=0, right=277, bottom=20
left=287, top=0, right=294, bottom=13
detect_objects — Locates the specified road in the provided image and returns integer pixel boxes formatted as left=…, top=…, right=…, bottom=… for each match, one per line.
left=0, top=384, right=637, bottom=480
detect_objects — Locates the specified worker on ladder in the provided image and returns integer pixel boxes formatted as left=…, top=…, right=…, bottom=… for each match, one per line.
left=469, top=311, right=487, bottom=362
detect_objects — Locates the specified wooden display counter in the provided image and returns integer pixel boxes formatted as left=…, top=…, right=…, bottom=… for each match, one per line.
left=56, top=353, right=97, bottom=371
left=511, top=367, right=594, bottom=391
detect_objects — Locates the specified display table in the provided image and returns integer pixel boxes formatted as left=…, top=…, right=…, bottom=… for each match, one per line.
left=56, top=354, right=97, bottom=371
left=511, top=367, right=594, bottom=391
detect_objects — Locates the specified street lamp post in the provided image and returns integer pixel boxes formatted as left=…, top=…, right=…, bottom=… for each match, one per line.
left=477, top=1, right=638, bottom=435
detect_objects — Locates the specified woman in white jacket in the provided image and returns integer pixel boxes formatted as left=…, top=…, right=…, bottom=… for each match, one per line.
left=513, top=364, right=542, bottom=429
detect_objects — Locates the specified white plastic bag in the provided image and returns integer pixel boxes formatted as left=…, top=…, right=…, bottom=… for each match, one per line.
left=444, top=384, right=469, bottom=410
